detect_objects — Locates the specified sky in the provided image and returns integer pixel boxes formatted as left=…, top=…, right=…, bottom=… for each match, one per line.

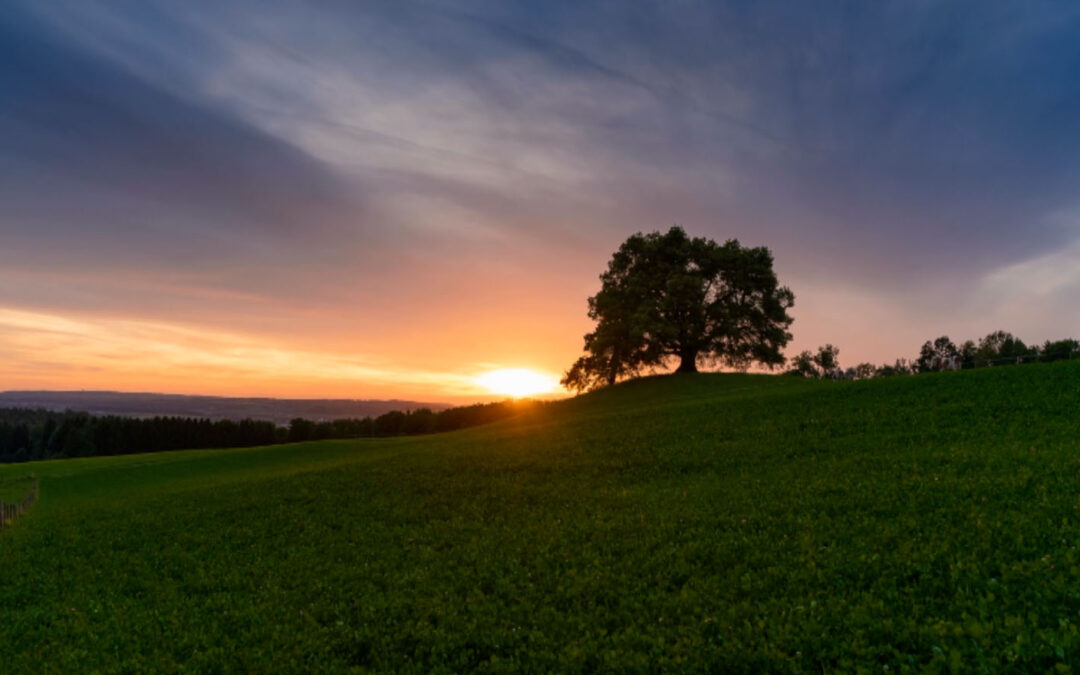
left=2, top=0, right=1080, bottom=402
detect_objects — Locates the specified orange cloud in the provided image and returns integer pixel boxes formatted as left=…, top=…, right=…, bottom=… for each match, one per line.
left=0, top=307, right=566, bottom=402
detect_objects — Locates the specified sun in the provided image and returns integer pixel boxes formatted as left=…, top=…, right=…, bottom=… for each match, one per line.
left=475, top=368, right=559, bottom=397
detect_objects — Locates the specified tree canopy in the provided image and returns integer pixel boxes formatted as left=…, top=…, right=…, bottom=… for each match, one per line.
left=787, top=344, right=840, bottom=379
left=916, top=336, right=960, bottom=372
left=562, top=227, right=794, bottom=392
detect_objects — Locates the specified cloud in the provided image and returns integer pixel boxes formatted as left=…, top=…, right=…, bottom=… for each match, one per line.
left=970, top=226, right=1080, bottom=339
left=0, top=306, right=514, bottom=399
left=0, top=2, right=369, bottom=268
left=982, top=239, right=1080, bottom=299
left=15, top=0, right=1080, bottom=279
left=4, top=0, right=1080, bottom=394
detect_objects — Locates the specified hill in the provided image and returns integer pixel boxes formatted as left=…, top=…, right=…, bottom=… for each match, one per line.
left=0, top=390, right=449, bottom=424
left=2, top=363, right=1080, bottom=670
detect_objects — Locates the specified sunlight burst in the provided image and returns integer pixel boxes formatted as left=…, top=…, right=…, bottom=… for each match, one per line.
left=475, top=368, right=559, bottom=397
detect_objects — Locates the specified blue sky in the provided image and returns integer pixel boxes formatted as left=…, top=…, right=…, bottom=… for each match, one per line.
left=2, top=1, right=1079, bottom=398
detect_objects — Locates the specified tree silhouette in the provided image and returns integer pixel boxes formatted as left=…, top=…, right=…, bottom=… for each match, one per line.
left=788, top=350, right=818, bottom=378
left=812, top=344, right=840, bottom=376
left=785, top=344, right=841, bottom=379
left=917, top=336, right=959, bottom=372
left=1041, top=338, right=1080, bottom=362
left=562, top=226, right=794, bottom=392
left=976, top=330, right=1029, bottom=365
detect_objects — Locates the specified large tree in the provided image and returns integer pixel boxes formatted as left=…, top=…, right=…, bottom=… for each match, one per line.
left=561, top=227, right=794, bottom=392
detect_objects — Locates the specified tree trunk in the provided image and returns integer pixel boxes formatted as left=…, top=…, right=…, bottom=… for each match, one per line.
left=676, top=349, right=698, bottom=373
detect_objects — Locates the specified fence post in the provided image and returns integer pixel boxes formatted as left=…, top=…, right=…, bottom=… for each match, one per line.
left=0, top=475, right=38, bottom=531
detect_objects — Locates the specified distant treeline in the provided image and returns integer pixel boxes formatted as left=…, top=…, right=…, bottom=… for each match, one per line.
left=788, top=331, right=1080, bottom=380
left=0, top=400, right=538, bottom=464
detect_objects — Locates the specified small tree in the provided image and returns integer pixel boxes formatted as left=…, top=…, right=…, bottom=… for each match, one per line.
left=788, top=350, right=818, bottom=378
left=917, top=336, right=958, bottom=372
left=785, top=345, right=844, bottom=379
left=958, top=340, right=977, bottom=369
left=853, top=362, right=877, bottom=380
left=812, top=344, right=840, bottom=376
left=288, top=417, right=316, bottom=443
left=562, top=227, right=794, bottom=392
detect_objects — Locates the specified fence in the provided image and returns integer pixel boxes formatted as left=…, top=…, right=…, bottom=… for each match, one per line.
left=967, top=349, right=1080, bottom=369
left=0, top=475, right=38, bottom=531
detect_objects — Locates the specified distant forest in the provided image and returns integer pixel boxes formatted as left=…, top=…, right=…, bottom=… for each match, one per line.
left=0, top=400, right=538, bottom=464
left=788, top=331, right=1079, bottom=379
left=0, top=391, right=447, bottom=425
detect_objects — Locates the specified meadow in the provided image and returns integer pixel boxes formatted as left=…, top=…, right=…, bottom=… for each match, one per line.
left=2, top=363, right=1080, bottom=671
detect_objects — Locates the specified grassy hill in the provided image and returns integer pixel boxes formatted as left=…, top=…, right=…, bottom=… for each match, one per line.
left=2, top=363, right=1080, bottom=671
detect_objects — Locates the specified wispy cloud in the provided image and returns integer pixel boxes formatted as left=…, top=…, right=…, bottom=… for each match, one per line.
left=0, top=307, right=512, bottom=399
left=3, top=0, right=1080, bottom=394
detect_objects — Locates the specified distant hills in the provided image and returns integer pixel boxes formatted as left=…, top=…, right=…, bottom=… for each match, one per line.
left=0, top=391, right=450, bottom=424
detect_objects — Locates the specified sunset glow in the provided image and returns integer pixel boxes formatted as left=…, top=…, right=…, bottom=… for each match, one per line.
left=3, top=2, right=1080, bottom=403
left=475, top=369, right=561, bottom=398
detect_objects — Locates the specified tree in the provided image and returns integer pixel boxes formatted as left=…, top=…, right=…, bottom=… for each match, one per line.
left=373, top=410, right=407, bottom=436
left=853, top=362, right=877, bottom=380
left=1041, top=338, right=1080, bottom=362
left=958, top=340, right=977, bottom=370
left=812, top=344, right=840, bottom=376
left=976, top=330, right=1029, bottom=365
left=917, top=336, right=958, bottom=372
left=288, top=417, right=316, bottom=443
left=562, top=227, right=794, bottom=392
left=787, top=350, right=818, bottom=378
left=403, top=408, right=437, bottom=435
left=785, top=344, right=842, bottom=379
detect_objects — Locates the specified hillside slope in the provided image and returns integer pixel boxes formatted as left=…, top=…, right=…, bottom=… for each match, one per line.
left=2, top=364, right=1080, bottom=671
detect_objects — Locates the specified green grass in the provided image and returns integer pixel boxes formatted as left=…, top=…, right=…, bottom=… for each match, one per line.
left=3, top=364, right=1080, bottom=671
left=0, top=475, right=34, bottom=503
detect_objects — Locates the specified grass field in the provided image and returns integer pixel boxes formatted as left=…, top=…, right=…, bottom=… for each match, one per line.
left=0, top=475, right=34, bottom=503
left=3, top=363, right=1080, bottom=671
